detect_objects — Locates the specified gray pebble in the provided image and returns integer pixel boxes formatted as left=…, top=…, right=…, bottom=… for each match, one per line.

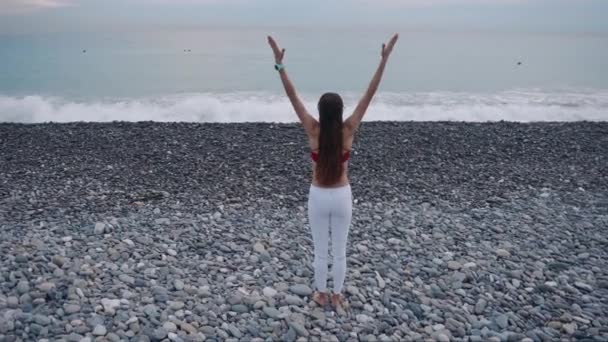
left=92, top=324, right=107, bottom=336
left=289, top=284, right=312, bottom=296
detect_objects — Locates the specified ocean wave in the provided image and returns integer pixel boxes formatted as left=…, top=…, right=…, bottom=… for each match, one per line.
left=1, top=90, right=607, bottom=123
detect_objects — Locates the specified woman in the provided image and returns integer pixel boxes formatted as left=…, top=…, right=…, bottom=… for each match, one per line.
left=268, top=34, right=398, bottom=314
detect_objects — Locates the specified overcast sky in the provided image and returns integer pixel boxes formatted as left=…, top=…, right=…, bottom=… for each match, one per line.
left=1, top=0, right=607, bottom=34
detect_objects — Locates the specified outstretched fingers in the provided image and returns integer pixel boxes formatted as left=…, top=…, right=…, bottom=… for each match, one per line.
left=267, top=36, right=278, bottom=51
left=388, top=33, right=399, bottom=48
left=381, top=33, right=399, bottom=59
left=267, top=36, right=285, bottom=63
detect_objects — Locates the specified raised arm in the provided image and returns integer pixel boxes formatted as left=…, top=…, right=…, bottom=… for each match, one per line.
left=345, top=34, right=399, bottom=133
left=267, top=36, right=318, bottom=137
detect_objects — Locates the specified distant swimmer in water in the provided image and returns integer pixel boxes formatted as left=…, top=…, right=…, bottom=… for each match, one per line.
left=82, top=49, right=86, bottom=53
left=517, top=61, right=522, bottom=66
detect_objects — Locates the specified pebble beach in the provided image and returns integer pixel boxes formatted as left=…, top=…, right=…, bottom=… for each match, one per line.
left=1, top=121, right=607, bottom=342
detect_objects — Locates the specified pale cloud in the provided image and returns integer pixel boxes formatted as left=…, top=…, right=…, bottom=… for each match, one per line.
left=0, top=0, right=605, bottom=33
left=353, top=0, right=528, bottom=7
left=0, top=0, right=70, bottom=14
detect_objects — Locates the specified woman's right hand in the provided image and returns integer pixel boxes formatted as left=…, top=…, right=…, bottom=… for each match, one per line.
left=267, top=36, right=286, bottom=64
left=381, top=33, right=399, bottom=60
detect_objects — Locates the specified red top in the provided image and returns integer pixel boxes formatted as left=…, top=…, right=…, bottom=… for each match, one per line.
left=311, top=150, right=350, bottom=163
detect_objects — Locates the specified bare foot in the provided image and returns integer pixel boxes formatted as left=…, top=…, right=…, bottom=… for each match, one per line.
left=312, top=291, right=328, bottom=306
left=331, top=293, right=349, bottom=315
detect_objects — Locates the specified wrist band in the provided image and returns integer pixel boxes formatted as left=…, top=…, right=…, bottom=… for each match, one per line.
left=274, top=63, right=284, bottom=71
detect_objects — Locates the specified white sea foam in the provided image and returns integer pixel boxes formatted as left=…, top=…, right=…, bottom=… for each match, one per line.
left=1, top=89, right=607, bottom=123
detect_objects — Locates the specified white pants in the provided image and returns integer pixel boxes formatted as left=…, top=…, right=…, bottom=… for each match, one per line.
left=307, top=184, right=352, bottom=293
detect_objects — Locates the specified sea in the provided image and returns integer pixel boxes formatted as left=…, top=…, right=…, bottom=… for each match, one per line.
left=1, top=27, right=607, bottom=123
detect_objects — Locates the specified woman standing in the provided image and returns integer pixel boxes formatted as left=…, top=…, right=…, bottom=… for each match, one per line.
left=268, top=34, right=398, bottom=314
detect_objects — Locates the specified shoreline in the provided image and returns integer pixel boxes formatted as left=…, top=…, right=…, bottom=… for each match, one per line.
left=1, top=121, right=607, bottom=341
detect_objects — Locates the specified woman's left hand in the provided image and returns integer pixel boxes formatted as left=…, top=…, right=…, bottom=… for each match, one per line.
left=267, top=36, right=285, bottom=64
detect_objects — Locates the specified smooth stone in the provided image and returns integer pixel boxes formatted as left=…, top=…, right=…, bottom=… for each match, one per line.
left=94, top=222, right=105, bottom=234
left=180, top=322, right=197, bottom=334
left=155, top=218, right=171, bottom=225
left=253, top=242, right=266, bottom=253
left=167, top=332, right=182, bottom=341
left=163, top=322, right=178, bottom=332
left=169, top=301, right=185, bottom=310
left=227, top=324, right=242, bottom=338
left=433, top=333, right=450, bottom=342
left=388, top=238, right=401, bottom=245
left=448, top=261, right=462, bottom=270
left=376, top=272, right=386, bottom=288
left=263, top=306, right=283, bottom=319
left=16, top=280, right=30, bottom=294
left=475, top=299, right=487, bottom=314
left=92, top=325, right=107, bottom=336
left=153, top=327, right=168, bottom=340
left=106, top=333, right=120, bottom=342
left=38, top=282, right=55, bottom=292
left=15, top=254, right=28, bottom=263
left=263, top=287, right=277, bottom=298
left=496, top=249, right=511, bottom=258
left=577, top=252, right=590, bottom=259
left=231, top=304, right=249, bottom=313
left=574, top=282, right=593, bottom=292
left=310, top=309, right=326, bottom=321
left=446, top=318, right=465, bottom=337
left=495, top=314, right=509, bottom=329
left=284, top=327, right=297, bottom=342
left=174, top=279, right=185, bottom=290
left=144, top=304, right=159, bottom=316
left=563, top=323, right=577, bottom=334
left=34, top=315, right=51, bottom=326
left=7, top=296, right=19, bottom=308
left=30, top=323, right=43, bottom=336
left=548, top=321, right=562, bottom=330
left=453, top=272, right=466, bottom=282
left=356, top=314, right=373, bottom=324
left=64, top=304, right=81, bottom=314
left=430, top=284, right=446, bottom=299
left=288, top=322, right=309, bottom=337
left=289, top=284, right=312, bottom=296
left=101, top=298, right=121, bottom=315
left=285, top=295, right=303, bottom=306
left=52, top=255, right=66, bottom=267
left=346, top=286, right=359, bottom=296
left=119, top=274, right=135, bottom=285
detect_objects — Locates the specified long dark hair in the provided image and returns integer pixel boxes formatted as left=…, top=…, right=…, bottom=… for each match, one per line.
left=316, top=92, right=344, bottom=186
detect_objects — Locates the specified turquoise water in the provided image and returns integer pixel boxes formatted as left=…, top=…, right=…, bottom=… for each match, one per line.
left=1, top=27, right=607, bottom=122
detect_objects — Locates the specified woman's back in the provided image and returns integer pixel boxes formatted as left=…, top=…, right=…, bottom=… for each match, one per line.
left=309, top=125, right=354, bottom=188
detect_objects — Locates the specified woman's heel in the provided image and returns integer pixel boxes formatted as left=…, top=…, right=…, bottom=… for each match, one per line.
left=312, top=291, right=329, bottom=307
left=330, top=293, right=349, bottom=316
